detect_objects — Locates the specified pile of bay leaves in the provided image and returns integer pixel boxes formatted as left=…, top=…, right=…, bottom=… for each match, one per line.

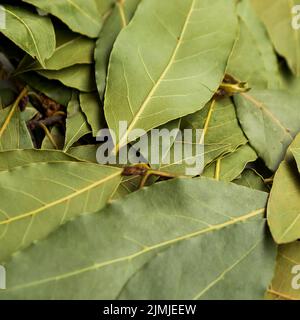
left=0, top=0, right=300, bottom=300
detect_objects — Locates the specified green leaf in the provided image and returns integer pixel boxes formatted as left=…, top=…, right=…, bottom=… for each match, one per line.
left=67, top=144, right=141, bottom=198
left=64, top=93, right=92, bottom=151
left=251, top=0, right=300, bottom=76
left=67, top=144, right=99, bottom=162
left=234, top=90, right=300, bottom=171
left=22, top=0, right=103, bottom=38
left=41, top=126, right=65, bottom=150
left=0, top=178, right=276, bottom=299
left=268, top=135, right=300, bottom=244
left=94, top=0, right=115, bottom=16
left=1, top=5, right=55, bottom=68
left=0, top=149, right=80, bottom=171
left=19, top=72, right=72, bottom=106
left=0, top=105, right=34, bottom=151
left=38, top=64, right=96, bottom=92
left=80, top=93, right=105, bottom=137
left=267, top=242, right=300, bottom=300
left=180, top=98, right=247, bottom=168
left=0, top=161, right=122, bottom=263
left=104, top=0, right=238, bottom=149
left=137, top=98, right=247, bottom=176
left=203, top=144, right=257, bottom=182
left=95, top=0, right=141, bottom=98
left=227, top=0, right=280, bottom=88
left=291, top=133, right=300, bottom=172
left=17, top=32, right=95, bottom=72
left=234, top=169, right=269, bottom=192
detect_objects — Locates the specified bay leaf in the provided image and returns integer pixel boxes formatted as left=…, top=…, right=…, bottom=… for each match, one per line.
left=202, top=144, right=257, bottom=182
left=234, top=169, right=269, bottom=192
left=79, top=93, right=105, bottom=137
left=104, top=0, right=238, bottom=150
left=234, top=89, right=300, bottom=171
left=67, top=144, right=99, bottom=162
left=178, top=98, right=247, bottom=169
left=41, top=126, right=65, bottom=150
left=0, top=149, right=79, bottom=171
left=266, top=242, right=300, bottom=300
left=95, top=0, right=141, bottom=98
left=0, top=5, right=55, bottom=68
left=136, top=98, right=247, bottom=176
left=0, top=161, right=122, bottom=263
left=251, top=0, right=300, bottom=76
left=0, top=178, right=276, bottom=299
left=268, top=135, right=300, bottom=244
left=95, top=0, right=115, bottom=16
left=17, top=33, right=95, bottom=72
left=38, top=64, right=96, bottom=92
left=64, top=93, right=92, bottom=151
left=19, top=72, right=72, bottom=106
left=23, top=0, right=102, bottom=38
left=67, top=144, right=142, bottom=198
left=0, top=103, right=34, bottom=151
left=227, top=0, right=280, bottom=88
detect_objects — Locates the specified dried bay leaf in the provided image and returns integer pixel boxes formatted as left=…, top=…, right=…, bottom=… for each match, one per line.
left=202, top=144, right=257, bottom=182
left=234, top=90, right=300, bottom=171
left=79, top=93, right=105, bottom=137
left=0, top=178, right=276, bottom=299
left=0, top=149, right=80, bottom=171
left=0, top=5, right=55, bottom=68
left=227, top=0, right=280, bottom=88
left=251, top=0, right=300, bottom=76
left=17, top=32, right=95, bottom=72
left=64, top=93, right=92, bottom=151
left=0, top=162, right=122, bottom=263
left=22, top=0, right=103, bottom=38
left=267, top=242, right=300, bottom=300
left=0, top=104, right=34, bottom=151
left=234, top=169, right=269, bottom=192
left=268, top=134, right=300, bottom=244
left=38, top=64, right=96, bottom=92
left=104, top=0, right=238, bottom=149
left=19, top=72, right=72, bottom=106
left=95, top=0, right=141, bottom=98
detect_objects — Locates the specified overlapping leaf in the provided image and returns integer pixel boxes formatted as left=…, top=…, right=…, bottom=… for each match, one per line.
left=268, top=134, right=300, bottom=244
left=104, top=0, right=238, bottom=149
left=267, top=242, right=300, bottom=300
left=203, top=144, right=257, bottom=182
left=22, top=0, right=103, bottom=38
left=0, top=5, right=55, bottom=68
left=64, top=93, right=91, bottom=151
left=95, top=0, right=141, bottom=98
left=0, top=161, right=121, bottom=263
left=234, top=89, right=300, bottom=171
left=251, top=0, right=300, bottom=76
left=0, top=178, right=276, bottom=299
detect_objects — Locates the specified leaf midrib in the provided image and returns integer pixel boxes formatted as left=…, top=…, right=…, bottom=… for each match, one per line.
left=0, top=170, right=121, bottom=226
left=7, top=207, right=265, bottom=291
left=3, top=7, right=45, bottom=67
left=115, top=0, right=196, bottom=151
